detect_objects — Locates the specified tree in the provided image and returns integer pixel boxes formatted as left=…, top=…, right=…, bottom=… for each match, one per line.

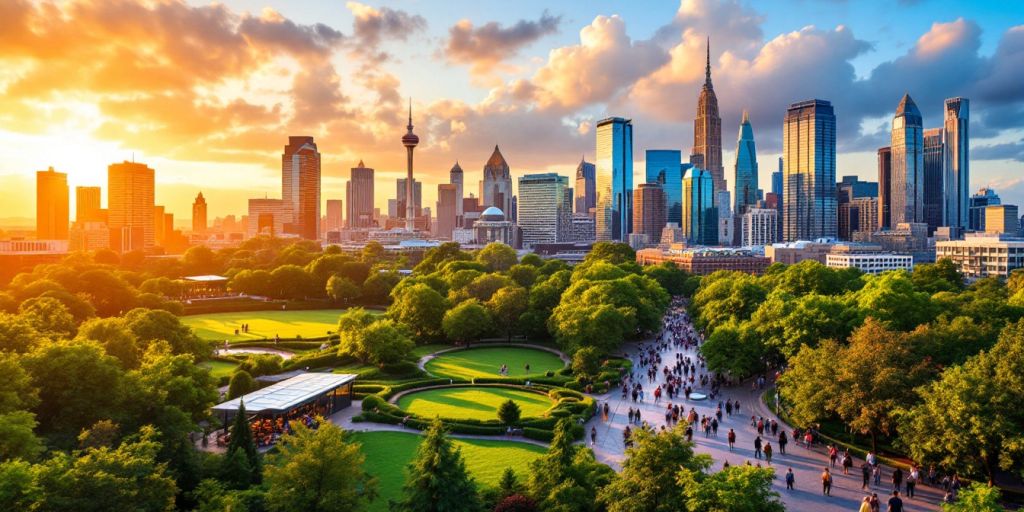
left=488, top=286, right=528, bottom=342
left=124, top=308, right=206, bottom=357
left=0, top=459, right=39, bottom=510
left=0, top=411, right=44, bottom=462
left=529, top=419, right=615, bottom=512
left=414, top=242, right=471, bottom=274
left=388, top=283, right=448, bottom=339
left=598, top=423, right=710, bottom=512
left=855, top=271, right=937, bottom=331
left=476, top=243, right=518, bottom=272
left=571, top=347, right=601, bottom=378
left=264, top=421, right=377, bottom=512
left=228, top=370, right=257, bottom=399
left=361, top=241, right=385, bottom=265
left=338, top=312, right=414, bottom=366
left=18, top=296, right=77, bottom=338
left=679, top=465, right=784, bottom=512
left=183, top=246, right=219, bottom=275
left=941, top=482, right=1005, bottom=512
left=442, top=300, right=491, bottom=343
left=495, top=495, right=539, bottom=512
left=583, top=242, right=635, bottom=265
left=69, top=269, right=139, bottom=317
left=465, top=274, right=514, bottom=302
left=76, top=317, right=140, bottom=369
left=642, top=263, right=689, bottom=296
left=700, top=322, right=765, bottom=379
left=0, top=313, right=43, bottom=353
left=394, top=418, right=481, bottom=512
left=361, top=271, right=401, bottom=305
left=507, top=264, right=539, bottom=288
left=326, top=275, right=361, bottom=304
left=226, top=402, right=261, bottom=487
left=269, top=265, right=317, bottom=300
left=498, top=399, right=521, bottom=426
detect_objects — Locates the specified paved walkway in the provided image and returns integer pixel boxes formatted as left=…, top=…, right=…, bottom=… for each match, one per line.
left=583, top=304, right=943, bottom=512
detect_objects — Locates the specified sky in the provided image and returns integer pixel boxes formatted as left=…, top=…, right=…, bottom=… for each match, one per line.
left=0, top=0, right=1022, bottom=225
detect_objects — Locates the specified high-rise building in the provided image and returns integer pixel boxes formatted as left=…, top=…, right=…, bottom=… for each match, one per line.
left=247, top=198, right=290, bottom=238
left=923, top=128, right=945, bottom=234
left=645, top=150, right=683, bottom=226
left=396, top=178, right=422, bottom=219
left=682, top=168, right=717, bottom=245
left=346, top=161, right=375, bottom=228
left=481, top=145, right=513, bottom=217
left=595, top=117, right=633, bottom=241
left=986, top=205, right=1019, bottom=236
left=436, top=184, right=458, bottom=240
left=154, top=205, right=167, bottom=246
left=692, top=38, right=724, bottom=193
left=281, top=136, right=321, bottom=240
left=969, top=188, right=1001, bottom=232
left=571, top=213, right=596, bottom=242
left=575, top=157, right=597, bottom=216
left=36, top=167, right=69, bottom=240
left=878, top=146, right=893, bottom=229
left=944, top=97, right=970, bottom=230
left=325, top=199, right=343, bottom=234
left=837, top=176, right=879, bottom=201
left=401, top=101, right=419, bottom=232
left=782, top=99, right=837, bottom=241
left=717, top=190, right=734, bottom=246
left=633, top=183, right=667, bottom=243
left=75, top=186, right=103, bottom=224
left=771, top=158, right=783, bottom=240
left=891, top=94, right=924, bottom=226
left=108, top=161, right=155, bottom=249
left=741, top=208, right=778, bottom=247
left=192, top=192, right=207, bottom=234
left=517, top=173, right=571, bottom=247
left=450, top=162, right=464, bottom=225
left=733, top=111, right=759, bottom=214
left=854, top=197, right=880, bottom=237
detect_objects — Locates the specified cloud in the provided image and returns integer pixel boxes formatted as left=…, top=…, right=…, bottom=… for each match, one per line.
left=973, top=140, right=1024, bottom=162
left=346, top=1, right=426, bottom=50
left=444, top=12, right=561, bottom=79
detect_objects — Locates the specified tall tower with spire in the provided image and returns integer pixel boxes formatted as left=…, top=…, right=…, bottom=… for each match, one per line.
left=692, top=37, right=724, bottom=194
left=401, top=99, right=419, bottom=232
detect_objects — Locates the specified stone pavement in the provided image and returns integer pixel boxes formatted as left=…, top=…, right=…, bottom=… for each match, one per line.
left=583, top=307, right=943, bottom=512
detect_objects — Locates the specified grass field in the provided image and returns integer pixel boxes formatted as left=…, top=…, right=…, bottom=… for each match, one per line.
left=181, top=309, right=381, bottom=341
left=424, top=346, right=564, bottom=380
left=352, top=431, right=545, bottom=512
left=396, top=386, right=552, bottom=421
left=198, top=359, right=238, bottom=379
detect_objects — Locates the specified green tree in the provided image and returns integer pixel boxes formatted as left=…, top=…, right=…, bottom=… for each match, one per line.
left=498, top=399, right=521, bottom=426
left=941, top=482, right=1004, bottom=512
left=912, top=258, right=964, bottom=294
left=680, top=465, right=784, bottom=512
left=326, top=275, right=361, bottom=304
left=338, top=312, right=414, bottom=366
left=225, top=402, right=261, bottom=487
left=0, top=411, right=43, bottom=462
left=855, top=271, right=937, bottom=331
left=0, top=459, right=39, bottom=510
left=388, top=283, right=448, bottom=339
left=700, top=322, right=765, bottom=379
left=18, top=296, right=77, bottom=339
left=507, top=264, right=539, bottom=288
left=779, top=293, right=861, bottom=358
left=124, top=308, right=206, bottom=357
left=465, top=274, right=514, bottom=302
left=476, top=243, right=518, bottom=272
left=571, top=347, right=601, bottom=378
left=69, top=269, right=139, bottom=317
left=488, top=286, right=528, bottom=342
left=264, top=421, right=377, bottom=512
left=395, top=418, right=481, bottom=512
left=642, top=262, right=689, bottom=296
left=0, top=313, right=43, bottom=353
left=529, top=419, right=615, bottom=512
left=414, top=242, right=471, bottom=274
left=583, top=242, right=635, bottom=266
left=442, top=300, right=491, bottom=343
left=228, top=370, right=257, bottom=399
left=76, top=317, right=141, bottom=368
left=361, top=271, right=401, bottom=305
left=183, top=245, right=219, bottom=275
left=691, top=272, right=767, bottom=333
left=269, top=265, right=317, bottom=300
left=598, top=423, right=711, bottom=512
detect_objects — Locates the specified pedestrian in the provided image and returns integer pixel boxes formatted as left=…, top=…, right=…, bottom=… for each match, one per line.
left=828, top=444, right=838, bottom=468
left=778, top=430, right=788, bottom=455
left=892, top=467, right=903, bottom=493
left=754, top=436, right=763, bottom=459
left=873, top=464, right=882, bottom=486
left=859, top=496, right=872, bottom=512
left=842, top=451, right=853, bottom=475
left=887, top=490, right=904, bottom=512
left=870, top=493, right=880, bottom=512
left=764, top=442, right=773, bottom=465
left=727, top=428, right=736, bottom=451
left=906, top=469, right=916, bottom=499
left=862, top=462, right=872, bottom=490
left=821, top=467, right=832, bottom=496
left=590, top=426, right=597, bottom=447
left=785, top=468, right=795, bottom=490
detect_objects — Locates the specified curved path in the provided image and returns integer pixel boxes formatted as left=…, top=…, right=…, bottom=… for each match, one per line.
left=416, top=343, right=570, bottom=374
left=582, top=305, right=943, bottom=511
left=215, top=347, right=297, bottom=360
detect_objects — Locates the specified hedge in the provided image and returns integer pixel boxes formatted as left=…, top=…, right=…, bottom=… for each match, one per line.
left=231, top=341, right=324, bottom=351
left=283, top=351, right=354, bottom=371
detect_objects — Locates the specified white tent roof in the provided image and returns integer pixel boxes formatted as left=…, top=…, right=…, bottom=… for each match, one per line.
left=212, top=373, right=357, bottom=415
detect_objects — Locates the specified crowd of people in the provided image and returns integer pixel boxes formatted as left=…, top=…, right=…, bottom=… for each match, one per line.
left=215, top=402, right=326, bottom=448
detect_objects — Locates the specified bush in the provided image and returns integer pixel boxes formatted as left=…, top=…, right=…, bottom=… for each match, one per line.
left=283, top=351, right=354, bottom=371
left=448, top=423, right=505, bottom=435
left=522, top=428, right=554, bottom=442
left=544, top=371, right=554, bottom=377
left=227, top=370, right=257, bottom=399
left=361, top=395, right=385, bottom=412
left=236, top=353, right=283, bottom=377
left=380, top=360, right=425, bottom=379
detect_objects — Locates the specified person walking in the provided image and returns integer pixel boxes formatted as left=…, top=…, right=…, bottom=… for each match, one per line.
left=842, top=450, right=853, bottom=475
left=727, top=428, right=736, bottom=451
left=886, top=490, right=904, bottom=512
left=859, top=496, right=873, bottom=512
left=763, top=442, right=773, bottom=465
left=821, top=467, right=833, bottom=496
left=861, top=462, right=872, bottom=490
left=873, top=464, right=882, bottom=486
left=785, top=468, right=795, bottom=490
left=828, top=444, right=838, bottom=468
left=892, top=467, right=903, bottom=493
left=754, top=436, right=763, bottom=460
left=778, top=430, right=788, bottom=455
left=905, top=468, right=916, bottom=499
left=870, top=493, right=881, bottom=512
left=590, top=426, right=597, bottom=447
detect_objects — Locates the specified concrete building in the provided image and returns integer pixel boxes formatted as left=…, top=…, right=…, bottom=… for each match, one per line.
left=923, top=127, right=945, bottom=234
left=985, top=205, right=1020, bottom=236
left=346, top=161, right=375, bottom=228
left=449, top=162, right=464, bottom=226
left=969, top=188, right=1000, bottom=232
left=517, top=173, right=570, bottom=247
left=108, top=161, right=155, bottom=250
left=637, top=245, right=770, bottom=275
left=324, top=199, right=343, bottom=235
left=878, top=146, right=893, bottom=229
left=435, top=184, right=458, bottom=240
left=473, top=206, right=516, bottom=247
left=826, top=252, right=913, bottom=275
left=247, top=198, right=291, bottom=238
left=936, top=233, right=1024, bottom=279
left=692, top=38, right=724, bottom=193
left=633, top=183, right=667, bottom=243
left=741, top=208, right=778, bottom=247
left=575, top=157, right=596, bottom=216
left=766, top=240, right=837, bottom=265
left=36, top=167, right=69, bottom=240
left=595, top=117, right=633, bottom=241
left=481, top=145, right=514, bottom=217
left=192, top=192, right=207, bottom=234
left=75, top=186, right=104, bottom=224
left=571, top=213, right=596, bottom=242
left=783, top=99, right=837, bottom=241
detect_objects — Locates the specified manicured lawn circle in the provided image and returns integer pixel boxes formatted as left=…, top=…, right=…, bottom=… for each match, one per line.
left=181, top=309, right=380, bottom=341
left=395, top=387, right=553, bottom=421
left=198, top=359, right=238, bottom=379
left=352, top=431, right=544, bottom=512
left=424, top=346, right=564, bottom=380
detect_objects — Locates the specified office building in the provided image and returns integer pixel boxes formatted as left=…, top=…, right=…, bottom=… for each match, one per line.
left=969, top=188, right=1001, bottom=231
left=633, top=183, right=667, bottom=243
left=891, top=94, right=924, bottom=226
left=481, top=145, right=514, bottom=217
left=741, top=208, right=778, bottom=247
left=346, top=161, right=375, bottom=228
left=108, top=161, right=155, bottom=250
left=36, top=167, right=69, bottom=240
left=595, top=117, right=633, bottom=241
left=75, top=186, right=103, bottom=224
left=853, top=197, right=880, bottom=238
left=192, top=192, right=207, bottom=234
left=436, top=184, right=458, bottom=240
left=923, top=127, right=944, bottom=234
left=878, top=146, right=893, bottom=229
left=692, top=38, right=724, bottom=193
left=154, top=205, right=167, bottom=246
left=837, top=176, right=879, bottom=202
left=281, top=136, right=321, bottom=240
left=772, top=158, right=783, bottom=240
left=936, top=233, right=1024, bottom=279
left=986, top=205, right=1020, bottom=236
left=645, top=150, right=683, bottom=225
left=717, top=190, right=734, bottom=246
left=325, top=199, right=343, bottom=234
left=944, top=97, right=970, bottom=230
left=826, top=253, right=914, bottom=275
left=396, top=178, right=423, bottom=219
left=575, top=157, right=596, bottom=216
left=247, top=198, right=291, bottom=238
left=70, top=222, right=110, bottom=251
left=450, top=162, right=464, bottom=226
left=733, top=111, right=759, bottom=214
left=571, top=214, right=596, bottom=242
left=681, top=167, right=717, bottom=245
left=517, top=173, right=570, bottom=247
left=782, top=99, right=837, bottom=241
left=637, top=246, right=770, bottom=275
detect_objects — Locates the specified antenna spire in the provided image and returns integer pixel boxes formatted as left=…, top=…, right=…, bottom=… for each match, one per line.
left=705, top=37, right=712, bottom=86
left=407, top=98, right=413, bottom=130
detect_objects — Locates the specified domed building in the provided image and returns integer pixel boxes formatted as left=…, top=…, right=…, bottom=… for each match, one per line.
left=473, top=206, right=517, bottom=246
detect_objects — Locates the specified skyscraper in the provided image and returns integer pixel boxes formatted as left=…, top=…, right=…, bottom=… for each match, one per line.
left=36, top=167, right=69, bottom=240
left=771, top=158, right=783, bottom=197
left=944, top=97, right=969, bottom=230
left=969, top=188, right=1000, bottom=231
left=192, top=192, right=207, bottom=234
left=402, top=100, right=419, bottom=232
left=346, top=161, right=375, bottom=228
left=108, top=161, right=155, bottom=249
left=645, top=150, right=682, bottom=225
left=595, top=117, right=633, bottom=241
left=396, top=178, right=422, bottom=219
left=481, top=145, right=513, bottom=216
left=890, top=94, right=924, bottom=226
left=436, top=184, right=458, bottom=240
left=518, top=173, right=571, bottom=247
left=76, top=186, right=103, bottom=224
left=923, top=128, right=945, bottom=234
left=985, top=205, right=1019, bottom=236
left=878, top=146, right=893, bottom=229
left=733, top=110, right=759, bottom=214
left=681, top=168, right=717, bottom=245
left=450, top=162, right=464, bottom=226
left=633, top=183, right=666, bottom=243
left=281, top=136, right=321, bottom=240
left=325, top=199, right=343, bottom=234
left=692, top=38, right=724, bottom=193
left=575, top=157, right=596, bottom=216
left=782, top=99, right=837, bottom=241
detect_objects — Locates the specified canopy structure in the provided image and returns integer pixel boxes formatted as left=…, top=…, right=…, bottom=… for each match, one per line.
left=213, top=373, right=357, bottom=417
left=180, top=274, right=229, bottom=298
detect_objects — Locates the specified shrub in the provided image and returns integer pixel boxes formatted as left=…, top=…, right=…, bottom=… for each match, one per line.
left=227, top=370, right=256, bottom=399
left=237, top=353, right=283, bottom=377
left=361, top=395, right=385, bottom=412
left=522, top=428, right=554, bottom=442
left=283, top=351, right=354, bottom=371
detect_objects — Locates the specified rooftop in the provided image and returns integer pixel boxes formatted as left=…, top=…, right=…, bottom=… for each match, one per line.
left=183, top=275, right=228, bottom=282
left=212, top=373, right=357, bottom=415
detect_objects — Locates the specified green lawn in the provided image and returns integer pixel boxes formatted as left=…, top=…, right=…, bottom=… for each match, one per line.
left=424, top=346, right=564, bottom=380
left=396, top=387, right=552, bottom=421
left=198, top=359, right=238, bottom=379
left=351, top=431, right=545, bottom=512
left=181, top=309, right=380, bottom=341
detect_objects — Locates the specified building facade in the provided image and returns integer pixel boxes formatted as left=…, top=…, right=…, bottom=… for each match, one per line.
left=75, top=186, right=103, bottom=224
left=936, top=234, right=1024, bottom=279
left=782, top=99, right=837, bottom=241
left=481, top=145, right=514, bottom=217
left=324, top=199, right=343, bottom=235
left=595, top=117, right=633, bottom=241
left=681, top=167, right=718, bottom=245
left=923, top=128, right=945, bottom=234
left=571, top=213, right=596, bottom=242
left=633, top=183, right=667, bottom=243
left=36, top=167, right=69, bottom=240
left=281, top=136, right=321, bottom=240
left=192, top=192, right=207, bottom=234
left=878, top=146, right=893, bottom=229
left=449, top=162, right=464, bottom=226
left=944, top=97, right=970, bottom=230
left=891, top=94, right=924, bottom=226
left=733, top=111, right=759, bottom=214
left=247, top=198, right=291, bottom=238
left=108, top=161, right=155, bottom=250
left=969, top=188, right=1001, bottom=232
left=517, top=173, right=571, bottom=247
left=347, top=161, right=375, bottom=228
left=741, top=208, right=778, bottom=247
left=826, top=252, right=914, bottom=275
left=575, top=157, right=596, bottom=216
left=636, top=246, right=770, bottom=275
left=645, top=150, right=683, bottom=226
left=985, top=205, right=1020, bottom=236
left=435, top=184, right=458, bottom=240
left=692, top=39, right=724, bottom=193
left=474, top=207, right=516, bottom=246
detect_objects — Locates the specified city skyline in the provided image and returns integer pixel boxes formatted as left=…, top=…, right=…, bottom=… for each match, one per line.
left=0, top=0, right=1021, bottom=224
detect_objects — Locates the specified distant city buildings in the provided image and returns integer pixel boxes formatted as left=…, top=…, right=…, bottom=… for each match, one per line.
left=595, top=117, right=633, bottom=241
left=733, top=111, right=759, bottom=214
left=324, top=199, right=343, bottom=235
left=247, top=198, right=290, bottom=238
left=826, top=252, right=913, bottom=274
left=944, top=97, right=970, bottom=230
left=517, top=173, right=571, bottom=247
left=782, top=99, right=837, bottom=241
left=108, top=161, right=155, bottom=250
left=450, top=162, right=464, bottom=226
left=401, top=101, right=420, bottom=233
left=435, top=184, right=458, bottom=240
left=878, top=146, right=893, bottom=229
left=36, top=167, right=68, bottom=240
left=75, top=186, right=104, bottom=224
left=741, top=208, right=778, bottom=247
left=923, top=127, right=944, bottom=234
left=681, top=167, right=717, bottom=245
left=890, top=94, right=924, bottom=226
left=575, top=157, right=596, bottom=216
left=969, top=188, right=1001, bottom=232
left=692, top=38, right=724, bottom=194
left=347, top=161, right=375, bottom=229
left=192, top=192, right=207, bottom=234
left=481, top=145, right=514, bottom=218
left=633, top=182, right=666, bottom=246
left=637, top=246, right=770, bottom=275
left=985, top=205, right=1020, bottom=236
left=937, top=233, right=1024, bottom=279
left=645, top=150, right=683, bottom=226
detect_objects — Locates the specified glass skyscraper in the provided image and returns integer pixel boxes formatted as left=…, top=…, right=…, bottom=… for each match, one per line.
left=596, top=117, right=633, bottom=241
left=733, top=110, right=759, bottom=214
left=517, top=173, right=571, bottom=247
left=782, top=99, right=837, bottom=241
left=682, top=167, right=718, bottom=245
left=891, top=94, right=924, bottom=226
left=645, top=150, right=682, bottom=226
left=944, top=97, right=969, bottom=230
left=923, top=128, right=945, bottom=234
